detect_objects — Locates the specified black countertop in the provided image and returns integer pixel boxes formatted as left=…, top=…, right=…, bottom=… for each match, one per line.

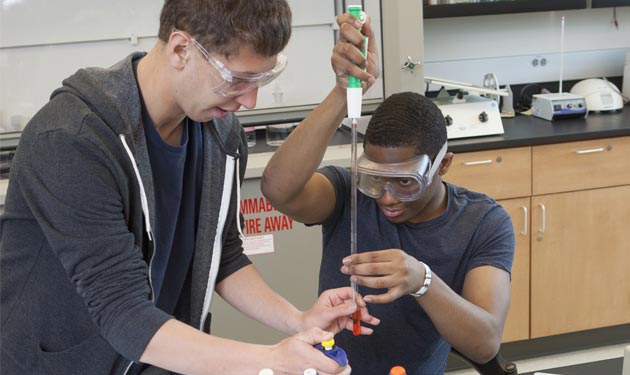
left=248, top=107, right=630, bottom=155
left=4, top=107, right=627, bottom=156
left=447, top=107, right=630, bottom=153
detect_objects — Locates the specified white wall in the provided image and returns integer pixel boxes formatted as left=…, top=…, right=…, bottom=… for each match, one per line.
left=423, top=7, right=630, bottom=91
left=5, top=4, right=627, bottom=133
left=0, top=0, right=384, bottom=133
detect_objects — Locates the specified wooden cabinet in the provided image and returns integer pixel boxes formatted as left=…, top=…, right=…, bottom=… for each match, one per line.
left=447, top=147, right=531, bottom=200
left=529, top=136, right=630, bottom=338
left=532, top=137, right=630, bottom=195
left=446, top=136, right=630, bottom=342
left=530, top=186, right=630, bottom=338
left=495, top=197, right=531, bottom=342
left=445, top=147, right=531, bottom=343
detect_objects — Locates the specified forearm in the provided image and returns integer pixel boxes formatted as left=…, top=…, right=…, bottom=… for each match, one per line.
left=216, top=265, right=304, bottom=335
left=417, top=274, right=504, bottom=363
left=261, top=86, right=347, bottom=208
left=140, top=319, right=269, bottom=375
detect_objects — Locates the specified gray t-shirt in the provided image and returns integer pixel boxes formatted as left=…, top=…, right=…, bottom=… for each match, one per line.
left=318, top=166, right=514, bottom=375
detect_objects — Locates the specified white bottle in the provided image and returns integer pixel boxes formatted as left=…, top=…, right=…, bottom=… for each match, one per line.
left=258, top=369, right=274, bottom=375
left=622, top=51, right=630, bottom=101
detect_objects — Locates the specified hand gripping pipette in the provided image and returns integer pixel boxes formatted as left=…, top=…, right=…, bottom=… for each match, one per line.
left=347, top=5, right=366, bottom=120
left=347, top=4, right=367, bottom=337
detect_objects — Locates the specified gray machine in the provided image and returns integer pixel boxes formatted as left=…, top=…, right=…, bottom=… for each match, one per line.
left=531, top=93, right=587, bottom=121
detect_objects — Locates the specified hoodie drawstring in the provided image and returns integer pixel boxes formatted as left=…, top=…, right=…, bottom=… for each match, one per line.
left=119, top=134, right=155, bottom=375
left=119, top=134, right=153, bottom=242
left=199, top=152, right=238, bottom=330
left=235, top=156, right=245, bottom=239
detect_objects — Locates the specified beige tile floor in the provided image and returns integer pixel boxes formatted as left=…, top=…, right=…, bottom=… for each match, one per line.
left=445, top=343, right=629, bottom=374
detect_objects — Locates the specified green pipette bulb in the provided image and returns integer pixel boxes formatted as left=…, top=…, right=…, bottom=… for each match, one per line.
left=347, top=5, right=367, bottom=118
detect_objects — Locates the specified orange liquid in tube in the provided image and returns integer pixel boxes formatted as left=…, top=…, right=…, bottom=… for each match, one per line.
left=352, top=310, right=361, bottom=336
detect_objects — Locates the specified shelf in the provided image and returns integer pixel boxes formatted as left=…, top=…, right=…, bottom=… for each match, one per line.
left=423, top=0, right=587, bottom=19
left=591, top=0, right=630, bottom=7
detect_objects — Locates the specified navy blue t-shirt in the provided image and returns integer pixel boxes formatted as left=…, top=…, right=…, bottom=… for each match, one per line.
left=318, top=166, right=514, bottom=375
left=143, top=114, right=202, bottom=315
left=130, top=58, right=203, bottom=375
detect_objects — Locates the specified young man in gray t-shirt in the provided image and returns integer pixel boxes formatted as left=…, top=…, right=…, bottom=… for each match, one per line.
left=262, top=91, right=514, bottom=375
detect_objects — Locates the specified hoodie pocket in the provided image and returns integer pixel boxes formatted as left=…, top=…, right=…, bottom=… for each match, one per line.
left=38, top=333, right=119, bottom=375
left=1, top=300, right=119, bottom=375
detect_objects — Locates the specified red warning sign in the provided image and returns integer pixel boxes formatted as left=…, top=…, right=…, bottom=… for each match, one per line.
left=241, top=196, right=294, bottom=235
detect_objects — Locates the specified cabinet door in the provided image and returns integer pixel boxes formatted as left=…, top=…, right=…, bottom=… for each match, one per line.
left=497, top=197, right=531, bottom=343
left=530, top=186, right=630, bottom=338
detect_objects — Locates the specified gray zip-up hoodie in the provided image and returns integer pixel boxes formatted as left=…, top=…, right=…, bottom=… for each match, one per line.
left=0, top=52, right=251, bottom=375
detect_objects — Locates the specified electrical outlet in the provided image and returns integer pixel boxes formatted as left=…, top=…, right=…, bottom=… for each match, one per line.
left=531, top=56, right=548, bottom=68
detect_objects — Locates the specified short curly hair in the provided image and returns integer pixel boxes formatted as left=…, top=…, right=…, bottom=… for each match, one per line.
left=158, top=0, right=292, bottom=57
left=364, top=92, right=447, bottom=159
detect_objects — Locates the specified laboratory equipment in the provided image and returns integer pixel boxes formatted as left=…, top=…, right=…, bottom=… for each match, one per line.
left=500, top=85, right=515, bottom=118
left=623, top=52, right=630, bottom=100
left=347, top=4, right=367, bottom=336
left=266, top=123, right=295, bottom=146
left=482, top=73, right=514, bottom=118
left=425, top=75, right=508, bottom=139
left=315, top=339, right=348, bottom=367
left=570, top=78, right=624, bottom=112
left=482, top=73, right=501, bottom=104
left=531, top=93, right=587, bottom=121
left=530, top=16, right=587, bottom=121
left=244, top=126, right=257, bottom=147
left=430, top=93, right=505, bottom=139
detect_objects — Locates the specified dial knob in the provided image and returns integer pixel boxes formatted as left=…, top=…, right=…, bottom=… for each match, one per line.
left=445, top=115, right=453, bottom=126
left=479, top=111, right=488, bottom=123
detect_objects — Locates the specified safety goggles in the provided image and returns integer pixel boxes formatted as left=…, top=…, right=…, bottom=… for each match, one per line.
left=357, top=142, right=448, bottom=202
left=187, top=33, right=288, bottom=97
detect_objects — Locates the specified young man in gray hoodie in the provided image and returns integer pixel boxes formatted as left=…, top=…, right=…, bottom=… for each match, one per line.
left=0, top=1, right=378, bottom=374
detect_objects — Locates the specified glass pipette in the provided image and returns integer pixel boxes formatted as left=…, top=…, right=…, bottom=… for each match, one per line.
left=347, top=4, right=367, bottom=336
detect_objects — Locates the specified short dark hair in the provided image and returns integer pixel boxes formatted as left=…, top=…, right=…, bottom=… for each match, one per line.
left=364, top=92, right=447, bottom=159
left=158, top=0, right=292, bottom=57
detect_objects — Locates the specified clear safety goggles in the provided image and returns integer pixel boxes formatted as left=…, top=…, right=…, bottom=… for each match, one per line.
left=188, top=34, right=287, bottom=97
left=357, top=142, right=448, bottom=202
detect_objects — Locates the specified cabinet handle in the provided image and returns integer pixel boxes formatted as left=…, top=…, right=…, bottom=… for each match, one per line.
left=462, top=159, right=492, bottom=166
left=537, top=203, right=546, bottom=234
left=575, top=147, right=604, bottom=155
left=520, top=206, right=528, bottom=236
